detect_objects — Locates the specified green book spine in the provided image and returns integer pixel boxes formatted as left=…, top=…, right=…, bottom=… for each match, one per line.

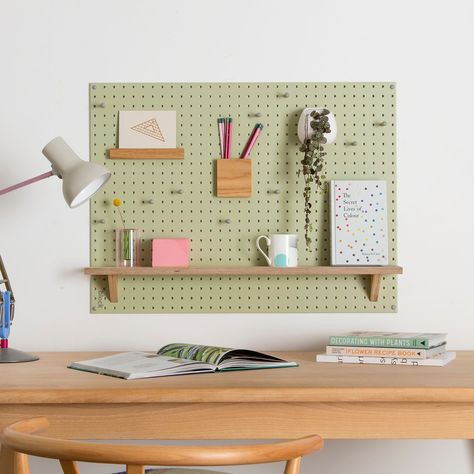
left=328, top=336, right=434, bottom=349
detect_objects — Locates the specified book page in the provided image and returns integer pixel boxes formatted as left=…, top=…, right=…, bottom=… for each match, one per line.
left=157, top=343, right=233, bottom=365
left=70, top=352, right=214, bottom=378
left=157, top=343, right=296, bottom=369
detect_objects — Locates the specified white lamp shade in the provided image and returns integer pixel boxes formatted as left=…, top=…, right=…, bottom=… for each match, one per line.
left=42, top=137, right=111, bottom=208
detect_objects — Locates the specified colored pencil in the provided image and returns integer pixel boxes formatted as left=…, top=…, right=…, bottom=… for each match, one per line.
left=218, top=118, right=224, bottom=158
left=240, top=124, right=258, bottom=158
left=223, top=118, right=227, bottom=158
left=227, top=117, right=233, bottom=159
left=224, top=117, right=230, bottom=158
left=241, top=124, right=263, bottom=158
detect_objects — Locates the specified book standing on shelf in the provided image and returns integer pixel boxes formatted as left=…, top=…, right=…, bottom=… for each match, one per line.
left=330, top=180, right=388, bottom=266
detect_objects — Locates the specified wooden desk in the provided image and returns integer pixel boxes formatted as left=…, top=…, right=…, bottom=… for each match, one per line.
left=1, top=351, right=474, bottom=469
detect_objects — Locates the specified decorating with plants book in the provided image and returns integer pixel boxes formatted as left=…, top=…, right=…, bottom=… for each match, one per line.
left=328, top=331, right=447, bottom=349
left=68, top=343, right=298, bottom=380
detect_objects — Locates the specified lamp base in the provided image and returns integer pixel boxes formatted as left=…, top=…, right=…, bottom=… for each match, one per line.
left=0, top=348, right=39, bottom=363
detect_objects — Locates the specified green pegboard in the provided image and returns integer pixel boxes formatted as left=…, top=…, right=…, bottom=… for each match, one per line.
left=89, top=83, right=397, bottom=313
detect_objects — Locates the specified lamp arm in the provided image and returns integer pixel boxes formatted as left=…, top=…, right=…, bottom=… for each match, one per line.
left=0, top=170, right=54, bottom=197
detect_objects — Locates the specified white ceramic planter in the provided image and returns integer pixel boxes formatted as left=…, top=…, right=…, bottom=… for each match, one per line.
left=297, top=107, right=337, bottom=145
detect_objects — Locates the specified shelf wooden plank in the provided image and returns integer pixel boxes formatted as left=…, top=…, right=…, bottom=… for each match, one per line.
left=84, top=265, right=403, bottom=277
left=84, top=266, right=403, bottom=304
left=108, top=148, right=185, bottom=160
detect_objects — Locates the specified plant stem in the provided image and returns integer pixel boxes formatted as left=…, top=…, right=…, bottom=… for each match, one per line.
left=117, top=207, right=126, bottom=228
left=304, top=172, right=312, bottom=242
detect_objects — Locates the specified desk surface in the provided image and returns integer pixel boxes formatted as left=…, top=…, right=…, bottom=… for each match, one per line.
left=1, top=351, right=474, bottom=404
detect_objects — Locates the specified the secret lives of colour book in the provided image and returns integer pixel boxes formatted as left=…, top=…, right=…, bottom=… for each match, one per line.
left=330, top=180, right=388, bottom=265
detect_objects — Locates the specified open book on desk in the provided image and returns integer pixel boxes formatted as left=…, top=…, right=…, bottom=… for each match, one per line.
left=68, top=343, right=298, bottom=380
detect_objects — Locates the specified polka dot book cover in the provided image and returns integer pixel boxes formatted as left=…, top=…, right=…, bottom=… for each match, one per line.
left=330, top=180, right=388, bottom=265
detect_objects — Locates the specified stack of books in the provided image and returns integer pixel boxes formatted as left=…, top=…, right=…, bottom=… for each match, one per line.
left=316, top=332, right=456, bottom=366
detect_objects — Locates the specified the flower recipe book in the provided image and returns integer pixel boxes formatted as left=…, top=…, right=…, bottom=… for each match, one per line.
left=330, top=180, right=388, bottom=265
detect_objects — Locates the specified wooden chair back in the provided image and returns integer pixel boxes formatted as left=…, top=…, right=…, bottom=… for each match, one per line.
left=1, top=417, right=323, bottom=474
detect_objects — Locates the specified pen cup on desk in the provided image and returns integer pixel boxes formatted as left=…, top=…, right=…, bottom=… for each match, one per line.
left=115, top=228, right=141, bottom=267
left=215, top=159, right=252, bottom=198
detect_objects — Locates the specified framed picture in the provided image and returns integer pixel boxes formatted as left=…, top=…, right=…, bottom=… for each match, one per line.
left=119, top=110, right=176, bottom=148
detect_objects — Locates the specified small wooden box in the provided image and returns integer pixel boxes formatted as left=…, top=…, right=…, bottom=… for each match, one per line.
left=216, top=159, right=252, bottom=198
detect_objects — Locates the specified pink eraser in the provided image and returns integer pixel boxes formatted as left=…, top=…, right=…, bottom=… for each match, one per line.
left=152, top=238, right=190, bottom=267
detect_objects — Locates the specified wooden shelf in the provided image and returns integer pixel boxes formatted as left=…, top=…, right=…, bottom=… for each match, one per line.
left=84, top=265, right=403, bottom=304
left=108, top=148, right=185, bottom=160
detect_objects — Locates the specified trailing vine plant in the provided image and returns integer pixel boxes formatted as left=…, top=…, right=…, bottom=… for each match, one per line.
left=297, top=109, right=331, bottom=248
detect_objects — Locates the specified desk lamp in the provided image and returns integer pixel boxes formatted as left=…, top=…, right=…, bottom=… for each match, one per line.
left=0, top=137, right=111, bottom=363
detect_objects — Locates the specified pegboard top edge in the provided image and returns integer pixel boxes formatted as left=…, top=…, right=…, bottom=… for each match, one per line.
left=89, top=81, right=397, bottom=88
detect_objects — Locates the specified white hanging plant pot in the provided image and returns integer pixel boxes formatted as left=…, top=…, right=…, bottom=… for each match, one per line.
left=297, top=107, right=337, bottom=145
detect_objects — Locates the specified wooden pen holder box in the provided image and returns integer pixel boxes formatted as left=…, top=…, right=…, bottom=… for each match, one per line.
left=215, top=159, right=252, bottom=198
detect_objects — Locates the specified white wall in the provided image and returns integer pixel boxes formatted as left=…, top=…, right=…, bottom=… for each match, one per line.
left=1, top=0, right=473, bottom=472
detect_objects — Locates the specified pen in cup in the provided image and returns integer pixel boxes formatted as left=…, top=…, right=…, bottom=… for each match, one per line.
left=223, top=118, right=228, bottom=158
left=218, top=118, right=224, bottom=158
left=241, top=123, right=263, bottom=158
left=224, top=117, right=232, bottom=158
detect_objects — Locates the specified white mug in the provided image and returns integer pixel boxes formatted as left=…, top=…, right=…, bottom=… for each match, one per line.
left=256, top=234, right=298, bottom=267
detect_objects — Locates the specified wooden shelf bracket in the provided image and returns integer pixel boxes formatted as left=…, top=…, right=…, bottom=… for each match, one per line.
left=107, top=275, right=119, bottom=303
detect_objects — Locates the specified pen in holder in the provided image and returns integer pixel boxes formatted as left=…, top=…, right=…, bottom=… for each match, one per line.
left=215, top=159, right=252, bottom=198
